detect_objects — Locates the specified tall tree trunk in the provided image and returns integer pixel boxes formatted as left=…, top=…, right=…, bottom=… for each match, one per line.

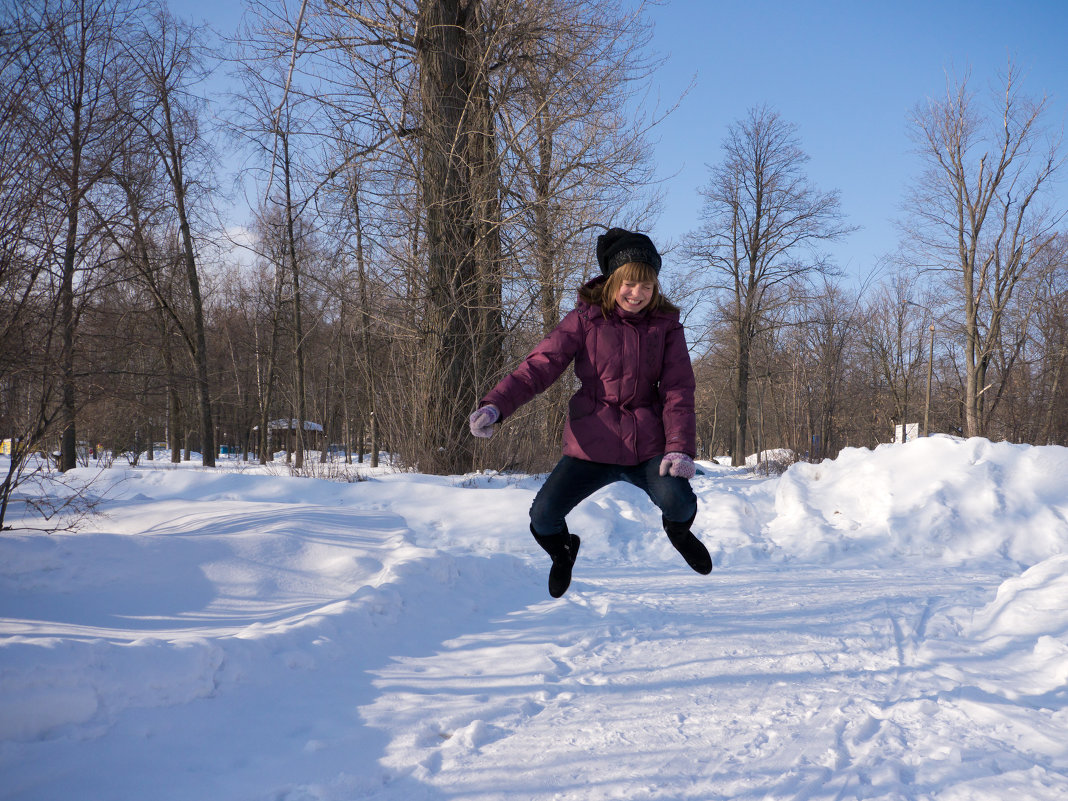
left=59, top=67, right=86, bottom=473
left=259, top=254, right=285, bottom=464
left=167, top=357, right=181, bottom=463
left=160, top=92, right=214, bottom=466
left=962, top=263, right=982, bottom=437
left=734, top=321, right=751, bottom=466
left=281, top=135, right=307, bottom=468
left=417, top=0, right=494, bottom=474
left=350, top=174, right=379, bottom=468
left=469, top=15, right=504, bottom=391
left=176, top=209, right=215, bottom=466
left=533, top=101, right=566, bottom=447
left=152, top=297, right=182, bottom=464
left=59, top=196, right=79, bottom=472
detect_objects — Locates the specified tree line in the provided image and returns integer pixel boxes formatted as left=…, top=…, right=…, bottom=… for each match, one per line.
left=1, top=0, right=1065, bottom=527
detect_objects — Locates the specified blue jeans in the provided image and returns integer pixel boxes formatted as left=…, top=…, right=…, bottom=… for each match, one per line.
left=529, top=455, right=698, bottom=536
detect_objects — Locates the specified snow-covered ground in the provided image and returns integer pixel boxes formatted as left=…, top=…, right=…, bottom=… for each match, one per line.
left=2, top=435, right=1068, bottom=800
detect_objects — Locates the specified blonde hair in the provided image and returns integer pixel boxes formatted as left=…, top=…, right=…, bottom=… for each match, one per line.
left=580, top=262, right=678, bottom=316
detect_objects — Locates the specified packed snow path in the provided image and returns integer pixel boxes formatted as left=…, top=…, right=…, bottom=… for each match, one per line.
left=362, top=565, right=1065, bottom=801
left=2, top=437, right=1067, bottom=800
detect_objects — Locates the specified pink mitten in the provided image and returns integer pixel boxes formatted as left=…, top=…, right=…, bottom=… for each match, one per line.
left=468, top=405, right=500, bottom=438
left=658, top=452, right=695, bottom=479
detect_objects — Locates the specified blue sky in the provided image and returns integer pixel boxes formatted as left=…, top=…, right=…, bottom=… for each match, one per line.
left=181, top=0, right=1068, bottom=281
left=649, top=0, right=1068, bottom=279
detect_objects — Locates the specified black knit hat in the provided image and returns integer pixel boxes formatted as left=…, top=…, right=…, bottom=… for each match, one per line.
left=596, top=228, right=662, bottom=277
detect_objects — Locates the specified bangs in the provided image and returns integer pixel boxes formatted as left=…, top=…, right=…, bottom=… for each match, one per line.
left=614, top=261, right=659, bottom=284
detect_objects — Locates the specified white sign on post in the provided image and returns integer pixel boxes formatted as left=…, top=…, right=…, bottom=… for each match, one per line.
left=895, top=423, right=920, bottom=443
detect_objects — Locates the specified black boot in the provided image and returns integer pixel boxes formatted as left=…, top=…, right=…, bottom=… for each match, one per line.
left=531, top=524, right=581, bottom=598
left=663, top=513, right=712, bottom=575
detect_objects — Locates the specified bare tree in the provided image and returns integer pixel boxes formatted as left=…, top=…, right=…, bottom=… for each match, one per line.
left=5, top=0, right=140, bottom=471
left=1, top=4, right=129, bottom=523
left=905, top=65, right=1063, bottom=438
left=686, top=106, right=854, bottom=465
left=497, top=0, right=664, bottom=327
left=797, top=277, right=860, bottom=458
left=1034, top=236, right=1068, bottom=444
left=342, top=168, right=381, bottom=466
left=857, top=272, right=932, bottom=437
left=234, top=0, right=672, bottom=474
left=409, top=0, right=500, bottom=473
left=123, top=5, right=218, bottom=465
left=107, top=133, right=203, bottom=465
left=0, top=12, right=57, bottom=489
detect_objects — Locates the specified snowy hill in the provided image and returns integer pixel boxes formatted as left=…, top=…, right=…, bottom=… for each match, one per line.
left=2, top=436, right=1067, bottom=800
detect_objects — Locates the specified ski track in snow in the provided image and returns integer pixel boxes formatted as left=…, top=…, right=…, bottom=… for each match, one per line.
left=2, top=438, right=1068, bottom=800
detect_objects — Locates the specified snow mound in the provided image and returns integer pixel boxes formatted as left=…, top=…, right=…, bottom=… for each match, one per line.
left=766, top=436, right=1068, bottom=565
left=971, top=554, right=1068, bottom=642
left=923, top=554, right=1068, bottom=700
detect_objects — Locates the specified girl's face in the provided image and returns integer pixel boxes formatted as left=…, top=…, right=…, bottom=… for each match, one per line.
left=615, top=278, right=656, bottom=313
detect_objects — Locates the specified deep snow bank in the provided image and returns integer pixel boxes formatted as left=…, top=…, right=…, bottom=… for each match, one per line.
left=766, top=436, right=1068, bottom=565
left=920, top=553, right=1068, bottom=700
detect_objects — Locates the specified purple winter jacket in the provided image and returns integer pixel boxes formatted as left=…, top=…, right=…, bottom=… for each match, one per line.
left=480, top=283, right=696, bottom=465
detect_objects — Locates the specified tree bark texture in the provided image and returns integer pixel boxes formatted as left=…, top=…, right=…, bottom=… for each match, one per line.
left=417, top=0, right=502, bottom=474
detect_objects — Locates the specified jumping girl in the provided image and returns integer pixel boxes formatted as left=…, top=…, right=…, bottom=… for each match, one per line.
left=468, top=227, right=712, bottom=597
